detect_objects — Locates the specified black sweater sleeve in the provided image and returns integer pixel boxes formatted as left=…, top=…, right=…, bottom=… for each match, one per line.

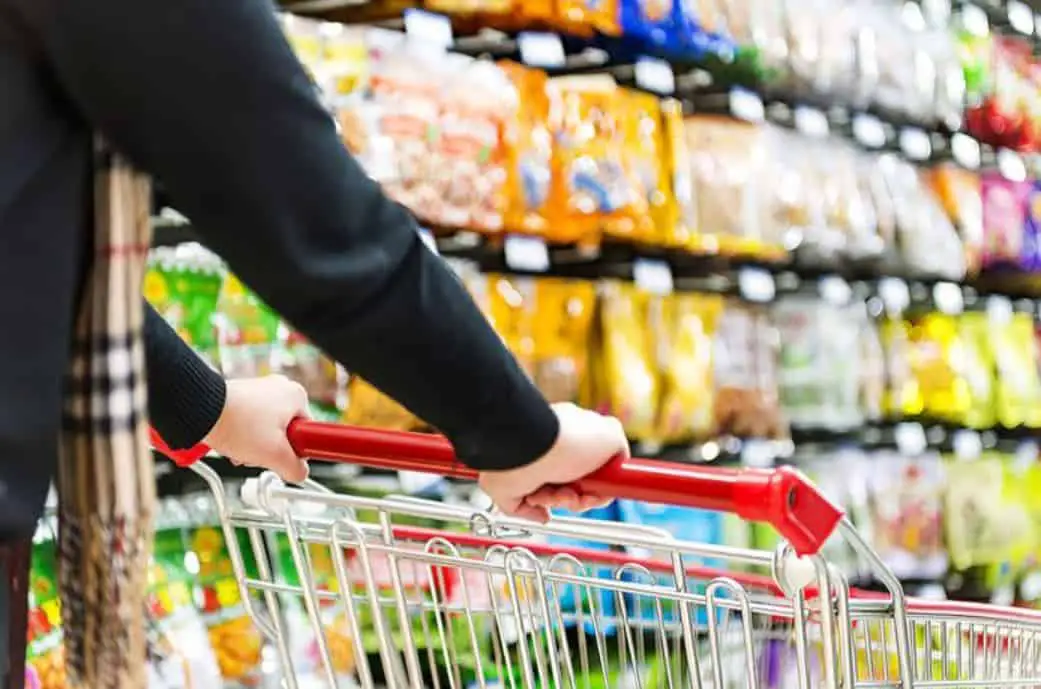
left=143, top=303, right=227, bottom=450
left=14, top=0, right=558, bottom=470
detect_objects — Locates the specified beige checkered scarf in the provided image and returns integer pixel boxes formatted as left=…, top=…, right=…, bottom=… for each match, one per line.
left=56, top=142, right=155, bottom=688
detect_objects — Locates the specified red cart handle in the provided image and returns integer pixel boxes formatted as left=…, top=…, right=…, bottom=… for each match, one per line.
left=154, top=420, right=843, bottom=557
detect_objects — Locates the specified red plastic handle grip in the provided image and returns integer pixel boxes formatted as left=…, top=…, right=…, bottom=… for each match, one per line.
left=284, top=421, right=843, bottom=556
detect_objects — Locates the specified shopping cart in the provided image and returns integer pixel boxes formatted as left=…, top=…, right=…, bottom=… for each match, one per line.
left=153, top=421, right=1041, bottom=689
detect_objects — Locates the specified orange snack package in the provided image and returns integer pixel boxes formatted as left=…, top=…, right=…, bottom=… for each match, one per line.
left=532, top=278, right=597, bottom=404
left=487, top=274, right=539, bottom=377
left=659, top=99, right=696, bottom=249
left=501, top=62, right=555, bottom=237
left=608, top=89, right=669, bottom=245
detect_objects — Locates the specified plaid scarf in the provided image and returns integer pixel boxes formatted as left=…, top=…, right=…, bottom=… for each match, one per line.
left=56, top=142, right=155, bottom=689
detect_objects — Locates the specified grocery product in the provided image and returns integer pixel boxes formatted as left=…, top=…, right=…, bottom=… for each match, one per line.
left=344, top=376, right=424, bottom=431
left=215, top=273, right=281, bottom=380
left=659, top=99, right=696, bottom=249
left=655, top=293, right=722, bottom=442
left=24, top=520, right=64, bottom=689
left=145, top=245, right=224, bottom=366
left=990, top=312, right=1041, bottom=429
left=487, top=274, right=538, bottom=378
left=906, top=312, right=971, bottom=423
left=957, top=311, right=997, bottom=430
left=146, top=499, right=223, bottom=689
left=532, top=278, right=596, bottom=405
left=501, top=62, right=554, bottom=238
left=277, top=330, right=347, bottom=419
left=183, top=495, right=265, bottom=686
left=981, top=171, right=1029, bottom=269
left=929, top=165, right=984, bottom=275
left=613, top=89, right=669, bottom=245
left=880, top=317, right=918, bottom=419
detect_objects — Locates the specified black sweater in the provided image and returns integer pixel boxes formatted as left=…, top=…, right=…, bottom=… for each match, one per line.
left=0, top=0, right=557, bottom=533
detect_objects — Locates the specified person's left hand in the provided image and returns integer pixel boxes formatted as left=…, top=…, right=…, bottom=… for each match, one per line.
left=203, top=375, right=311, bottom=482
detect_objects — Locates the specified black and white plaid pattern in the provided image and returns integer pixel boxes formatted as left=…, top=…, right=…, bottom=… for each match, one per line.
left=57, top=140, right=155, bottom=689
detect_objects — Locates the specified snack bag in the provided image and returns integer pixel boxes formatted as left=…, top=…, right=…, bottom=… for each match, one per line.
left=556, top=0, right=620, bottom=36
left=907, top=313, right=970, bottom=423
left=867, top=451, right=946, bottom=579
left=24, top=520, right=64, bottom=689
left=147, top=500, right=223, bottom=689
left=1025, top=179, right=1041, bottom=272
left=619, top=0, right=678, bottom=52
left=215, top=273, right=281, bottom=380
left=322, top=25, right=372, bottom=99
left=609, top=89, right=667, bottom=245
left=145, top=245, right=224, bottom=366
left=595, top=281, right=658, bottom=440
left=930, top=165, right=984, bottom=276
left=859, top=318, right=886, bottom=424
left=957, top=312, right=997, bottom=430
left=880, top=318, right=919, bottom=419
left=659, top=99, right=696, bottom=249
left=184, top=497, right=265, bottom=686
left=655, top=293, right=722, bottom=442
left=991, top=312, right=1041, bottom=429
left=487, top=274, right=538, bottom=377
left=501, top=63, right=554, bottom=237
left=532, top=278, right=596, bottom=404
left=981, top=171, right=1029, bottom=269
left=546, top=76, right=629, bottom=245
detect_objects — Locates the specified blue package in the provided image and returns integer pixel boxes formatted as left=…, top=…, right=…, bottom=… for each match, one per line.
left=615, top=500, right=727, bottom=627
left=619, top=0, right=675, bottom=53
left=547, top=503, right=623, bottom=635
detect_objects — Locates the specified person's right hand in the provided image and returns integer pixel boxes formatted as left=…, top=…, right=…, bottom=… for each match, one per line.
left=477, top=403, right=629, bottom=522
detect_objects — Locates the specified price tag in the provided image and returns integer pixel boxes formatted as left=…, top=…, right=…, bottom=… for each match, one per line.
left=403, top=9, right=453, bottom=49
left=633, top=258, right=674, bottom=295
left=852, top=114, right=886, bottom=149
left=899, top=128, right=932, bottom=161
left=738, top=267, right=776, bottom=303
left=819, top=275, right=852, bottom=305
left=998, top=148, right=1027, bottom=182
left=933, top=282, right=964, bottom=315
left=729, top=89, right=765, bottom=123
left=960, top=4, right=989, bottom=37
left=986, top=295, right=1013, bottom=324
left=634, top=57, right=675, bottom=95
left=878, top=277, right=910, bottom=315
left=895, top=423, right=927, bottom=456
left=504, top=235, right=550, bottom=272
left=794, top=107, right=829, bottom=138
left=953, top=430, right=982, bottom=460
left=950, top=133, right=981, bottom=169
left=518, top=32, right=566, bottom=68
left=1008, top=1, right=1034, bottom=34
left=418, top=228, right=440, bottom=255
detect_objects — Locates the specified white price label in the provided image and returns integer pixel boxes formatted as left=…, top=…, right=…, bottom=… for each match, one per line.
left=878, top=277, right=910, bottom=315
left=633, top=258, right=674, bottom=295
left=418, top=228, right=440, bottom=255
left=852, top=114, right=886, bottom=149
left=738, top=267, right=776, bottom=303
left=518, top=32, right=566, bottom=68
left=1022, top=572, right=1041, bottom=601
left=504, top=235, right=550, bottom=272
left=986, top=295, right=1013, bottom=324
left=933, top=282, right=964, bottom=315
left=403, top=9, right=453, bottom=49
left=730, top=89, right=765, bottom=123
left=998, top=148, right=1027, bottom=182
left=1008, top=1, right=1034, bottom=34
left=794, top=107, right=829, bottom=137
left=634, top=57, right=675, bottom=95
left=819, top=275, right=852, bottom=305
left=895, top=423, right=927, bottom=456
left=950, top=133, right=981, bottom=169
left=899, top=128, right=932, bottom=161
left=952, top=430, right=982, bottom=461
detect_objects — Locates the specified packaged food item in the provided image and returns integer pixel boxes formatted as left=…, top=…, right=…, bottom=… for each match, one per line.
left=880, top=317, right=919, bottom=419
left=146, top=499, right=223, bottom=689
left=611, top=89, right=667, bottom=245
left=659, top=100, right=697, bottom=249
left=655, top=293, right=722, bottom=443
left=24, top=519, right=64, bottom=689
left=1024, top=179, right=1041, bottom=271
left=322, top=25, right=373, bottom=99
left=532, top=278, right=596, bottom=404
left=487, top=274, right=538, bottom=377
left=945, top=453, right=1034, bottom=572
left=980, top=171, right=1029, bottom=269
left=215, top=273, right=281, bottom=380
left=713, top=301, right=786, bottom=439
left=957, top=312, right=997, bottom=430
left=276, top=330, right=347, bottom=419
left=991, top=312, right=1041, bottom=429
left=619, top=0, right=679, bottom=53
left=501, top=63, right=554, bottom=237
left=760, top=127, right=820, bottom=260
left=344, top=376, right=423, bottom=431
left=545, top=76, right=628, bottom=245
left=594, top=281, right=658, bottom=440
left=907, top=313, right=970, bottom=423
left=866, top=451, right=946, bottom=579
left=184, top=495, right=265, bottom=686
left=557, top=0, right=620, bottom=36
left=145, top=245, right=224, bottom=367
left=929, top=165, right=984, bottom=275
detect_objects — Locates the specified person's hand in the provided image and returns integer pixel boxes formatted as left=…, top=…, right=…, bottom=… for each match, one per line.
left=203, top=375, right=311, bottom=483
left=478, top=403, right=629, bottom=522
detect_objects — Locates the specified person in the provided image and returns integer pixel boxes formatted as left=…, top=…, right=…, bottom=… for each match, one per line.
left=0, top=0, right=629, bottom=683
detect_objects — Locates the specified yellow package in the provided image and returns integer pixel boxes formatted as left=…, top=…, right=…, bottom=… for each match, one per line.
left=880, top=318, right=918, bottom=418
left=487, top=274, right=538, bottom=377
left=957, top=312, right=996, bottom=429
left=532, top=278, right=596, bottom=404
left=595, top=281, right=658, bottom=440
left=908, top=313, right=970, bottom=422
left=323, top=27, right=372, bottom=98
left=655, top=293, right=722, bottom=443
left=992, top=312, right=1041, bottom=428
left=501, top=62, right=554, bottom=238
left=607, top=89, right=668, bottom=245
left=343, top=377, right=422, bottom=431
left=659, top=99, right=695, bottom=249
left=546, top=76, right=627, bottom=245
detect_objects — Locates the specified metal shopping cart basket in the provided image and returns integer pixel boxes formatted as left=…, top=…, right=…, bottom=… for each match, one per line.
left=154, top=421, right=1041, bottom=689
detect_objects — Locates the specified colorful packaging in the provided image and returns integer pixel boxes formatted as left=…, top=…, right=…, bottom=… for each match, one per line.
left=981, top=172, right=1029, bottom=269
left=501, top=63, right=554, bottom=238
left=907, top=313, right=970, bottom=423
left=880, top=318, right=918, bottom=419
left=659, top=100, right=697, bottom=249
left=611, top=89, right=668, bottom=245
left=277, top=330, right=348, bottom=420
left=145, top=245, right=224, bottom=367
left=957, top=312, right=997, bottom=430
left=344, top=376, right=423, bottom=431
left=929, top=165, right=984, bottom=276
left=215, top=273, right=281, bottom=380
left=991, top=312, right=1041, bottom=429
left=24, top=520, right=64, bottom=689
left=655, top=293, right=722, bottom=442
left=532, top=278, right=597, bottom=405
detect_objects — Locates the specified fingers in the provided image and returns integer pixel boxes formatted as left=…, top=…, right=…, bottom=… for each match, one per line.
left=526, top=486, right=612, bottom=514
